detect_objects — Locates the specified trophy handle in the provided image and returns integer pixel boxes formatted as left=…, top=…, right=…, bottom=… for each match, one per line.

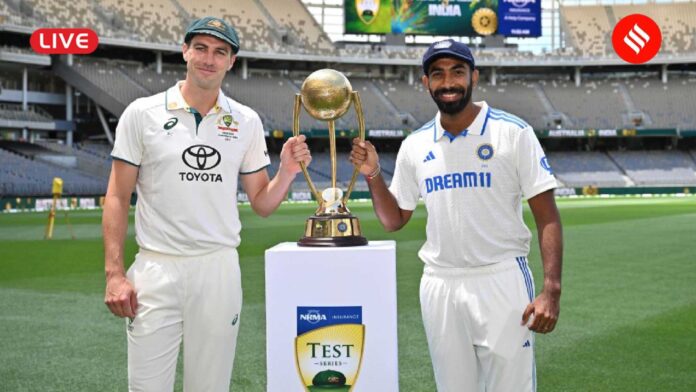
left=343, top=91, right=366, bottom=206
left=293, top=94, right=323, bottom=206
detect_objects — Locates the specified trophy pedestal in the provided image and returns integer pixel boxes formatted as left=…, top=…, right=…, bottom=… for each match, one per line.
left=265, top=241, right=398, bottom=392
left=299, top=214, right=368, bottom=247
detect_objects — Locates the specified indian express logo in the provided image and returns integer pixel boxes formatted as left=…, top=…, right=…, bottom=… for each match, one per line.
left=623, top=23, right=651, bottom=55
left=180, top=144, right=223, bottom=182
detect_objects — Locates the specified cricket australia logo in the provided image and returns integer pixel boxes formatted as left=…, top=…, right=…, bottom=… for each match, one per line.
left=296, top=306, right=364, bottom=391
left=355, top=0, right=379, bottom=24
left=217, top=114, right=239, bottom=140
left=179, top=145, right=223, bottom=182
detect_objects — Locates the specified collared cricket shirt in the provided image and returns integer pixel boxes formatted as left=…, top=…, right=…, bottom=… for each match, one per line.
left=389, top=101, right=557, bottom=268
left=111, top=82, right=270, bottom=255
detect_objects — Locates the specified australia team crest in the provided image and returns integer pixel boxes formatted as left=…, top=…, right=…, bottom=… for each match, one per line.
left=217, top=114, right=239, bottom=140
left=355, top=0, right=379, bottom=24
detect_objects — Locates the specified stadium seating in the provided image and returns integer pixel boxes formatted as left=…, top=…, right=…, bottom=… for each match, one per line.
left=262, top=0, right=335, bottom=54
left=612, top=3, right=696, bottom=54
left=0, top=104, right=53, bottom=122
left=546, top=151, right=628, bottom=187
left=99, top=0, right=186, bottom=44
left=625, top=74, right=696, bottom=129
left=609, top=150, right=696, bottom=186
left=0, top=144, right=107, bottom=196
left=540, top=78, right=628, bottom=129
left=561, top=3, right=696, bottom=56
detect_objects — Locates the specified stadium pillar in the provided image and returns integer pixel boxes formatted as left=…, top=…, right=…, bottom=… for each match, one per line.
left=66, top=85, right=73, bottom=147
left=661, top=64, right=668, bottom=84
left=575, top=67, right=581, bottom=87
left=491, top=67, right=497, bottom=86
left=242, top=58, right=248, bottom=80
left=22, top=67, right=27, bottom=111
left=156, top=52, right=162, bottom=74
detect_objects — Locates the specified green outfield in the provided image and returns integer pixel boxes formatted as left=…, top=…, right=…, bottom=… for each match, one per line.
left=1, top=196, right=695, bottom=391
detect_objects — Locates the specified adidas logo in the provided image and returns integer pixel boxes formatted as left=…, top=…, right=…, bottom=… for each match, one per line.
left=522, top=340, right=531, bottom=348
left=423, top=151, right=435, bottom=163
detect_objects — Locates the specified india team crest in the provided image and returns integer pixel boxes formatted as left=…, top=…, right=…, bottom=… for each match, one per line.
left=296, top=307, right=365, bottom=391
left=355, top=0, right=379, bottom=24
left=477, top=144, right=494, bottom=160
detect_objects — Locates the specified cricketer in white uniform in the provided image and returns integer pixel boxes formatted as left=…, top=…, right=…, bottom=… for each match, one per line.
left=103, top=17, right=311, bottom=392
left=350, top=39, right=563, bottom=391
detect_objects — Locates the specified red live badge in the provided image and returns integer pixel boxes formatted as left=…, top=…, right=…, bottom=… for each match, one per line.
left=611, top=14, right=661, bottom=64
left=30, top=28, right=99, bottom=55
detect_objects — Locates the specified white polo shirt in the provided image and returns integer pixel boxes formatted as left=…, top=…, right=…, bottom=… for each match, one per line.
left=111, top=82, right=270, bottom=256
left=389, top=101, right=557, bottom=268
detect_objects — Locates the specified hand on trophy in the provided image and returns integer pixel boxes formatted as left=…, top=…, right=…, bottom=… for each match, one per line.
left=280, top=134, right=311, bottom=176
left=349, top=138, right=380, bottom=177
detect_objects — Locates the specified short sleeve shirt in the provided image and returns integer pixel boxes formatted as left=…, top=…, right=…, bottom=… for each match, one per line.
left=111, top=82, right=270, bottom=256
left=389, top=101, right=557, bottom=267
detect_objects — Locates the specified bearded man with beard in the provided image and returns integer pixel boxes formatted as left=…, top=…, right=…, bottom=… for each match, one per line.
left=350, top=39, right=563, bottom=392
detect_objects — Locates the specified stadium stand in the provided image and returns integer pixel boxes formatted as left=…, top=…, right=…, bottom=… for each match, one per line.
left=561, top=3, right=696, bottom=56
left=373, top=78, right=436, bottom=126
left=560, top=5, right=611, bottom=58
left=609, top=150, right=696, bottom=186
left=0, top=142, right=106, bottom=196
left=612, top=3, right=696, bottom=54
left=262, top=0, right=335, bottom=54
left=547, top=151, right=628, bottom=187
left=99, top=0, right=186, bottom=44
left=625, top=74, right=696, bottom=129
left=477, top=79, right=548, bottom=130
left=0, top=104, right=53, bottom=122
left=36, top=140, right=112, bottom=181
left=540, top=78, right=628, bottom=129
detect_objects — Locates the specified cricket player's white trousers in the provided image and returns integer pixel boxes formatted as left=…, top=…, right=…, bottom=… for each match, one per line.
left=420, top=258, right=536, bottom=392
left=125, top=247, right=242, bottom=392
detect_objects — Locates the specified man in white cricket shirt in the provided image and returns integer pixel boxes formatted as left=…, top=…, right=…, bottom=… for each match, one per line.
left=103, top=17, right=311, bottom=391
left=350, top=39, right=563, bottom=391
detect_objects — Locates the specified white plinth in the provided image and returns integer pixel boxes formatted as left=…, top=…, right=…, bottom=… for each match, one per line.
left=265, top=241, right=398, bottom=391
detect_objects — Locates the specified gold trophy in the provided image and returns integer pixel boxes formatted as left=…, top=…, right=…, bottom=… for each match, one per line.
left=293, top=69, right=368, bottom=247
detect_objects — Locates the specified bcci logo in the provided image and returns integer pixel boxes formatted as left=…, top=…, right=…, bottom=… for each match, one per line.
left=477, top=144, right=494, bottom=161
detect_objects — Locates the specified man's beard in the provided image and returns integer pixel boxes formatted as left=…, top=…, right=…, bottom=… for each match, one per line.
left=430, top=84, right=473, bottom=115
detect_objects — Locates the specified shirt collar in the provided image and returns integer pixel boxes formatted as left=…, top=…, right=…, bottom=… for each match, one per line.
left=434, top=101, right=490, bottom=142
left=165, top=81, right=232, bottom=115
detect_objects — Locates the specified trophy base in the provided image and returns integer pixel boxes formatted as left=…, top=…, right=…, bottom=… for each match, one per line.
left=298, top=236, right=368, bottom=247
left=298, top=214, right=368, bottom=247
